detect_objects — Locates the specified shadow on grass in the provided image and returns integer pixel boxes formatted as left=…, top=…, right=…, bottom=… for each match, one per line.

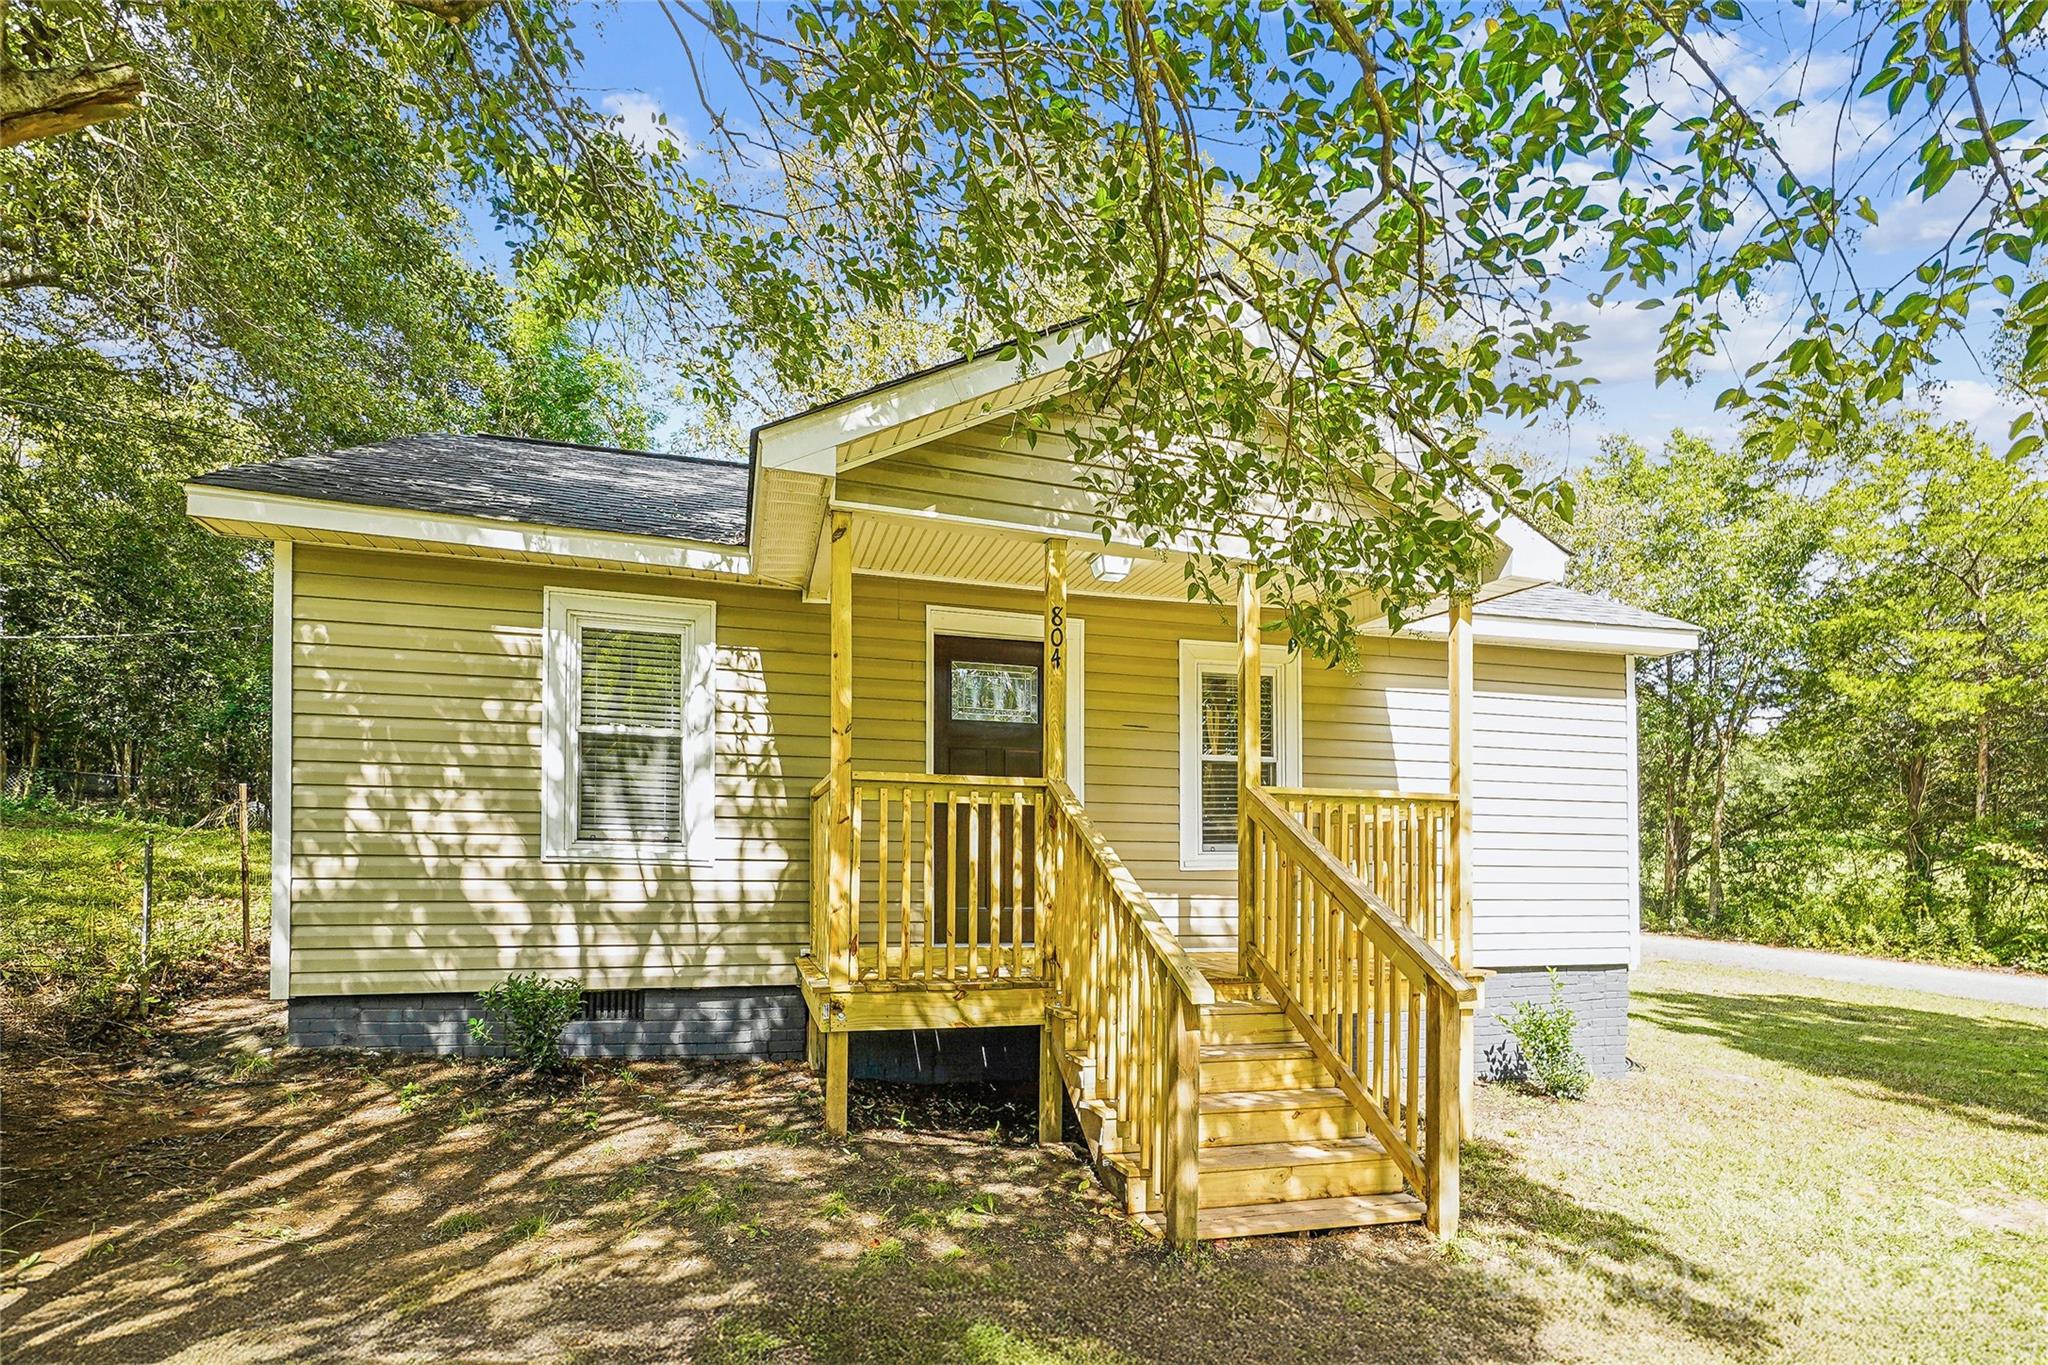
left=1462, top=1138, right=1776, bottom=1353
left=6, top=967, right=1841, bottom=1365
left=1635, top=989, right=2048, bottom=1133
left=0, top=985, right=1578, bottom=1365
left=1, top=1050, right=1564, bottom=1365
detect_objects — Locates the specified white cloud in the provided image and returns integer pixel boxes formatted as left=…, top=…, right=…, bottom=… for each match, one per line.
left=1545, top=288, right=1795, bottom=394
left=603, top=92, right=691, bottom=159
left=1921, top=378, right=2029, bottom=440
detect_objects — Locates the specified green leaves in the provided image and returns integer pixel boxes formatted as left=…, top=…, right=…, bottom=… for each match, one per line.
left=552, top=0, right=2041, bottom=654
left=13, top=1, right=2043, bottom=668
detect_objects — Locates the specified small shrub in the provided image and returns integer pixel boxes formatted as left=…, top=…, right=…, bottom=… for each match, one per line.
left=1502, top=970, right=1592, bottom=1100
left=467, top=973, right=581, bottom=1071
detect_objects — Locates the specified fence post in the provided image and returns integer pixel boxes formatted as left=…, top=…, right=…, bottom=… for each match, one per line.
left=238, top=782, right=252, bottom=954
left=139, top=836, right=155, bottom=1014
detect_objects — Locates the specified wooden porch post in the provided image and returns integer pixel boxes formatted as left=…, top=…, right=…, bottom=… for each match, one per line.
left=825, top=510, right=855, bottom=1135
left=1446, top=592, right=1476, bottom=1118
left=1446, top=593, right=1474, bottom=970
left=1424, top=986, right=1465, bottom=1240
left=1039, top=537, right=1069, bottom=1146
left=1043, top=538, right=1068, bottom=786
left=1162, top=991, right=1203, bottom=1247
left=1236, top=571, right=1262, bottom=973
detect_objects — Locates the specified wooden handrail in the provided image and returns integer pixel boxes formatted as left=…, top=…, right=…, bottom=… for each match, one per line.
left=1242, top=783, right=1471, bottom=1238
left=1267, top=785, right=1456, bottom=803
left=1049, top=778, right=1214, bottom=1008
left=853, top=770, right=1049, bottom=788
left=1044, top=775, right=1209, bottom=1244
left=1245, top=786, right=1474, bottom=1003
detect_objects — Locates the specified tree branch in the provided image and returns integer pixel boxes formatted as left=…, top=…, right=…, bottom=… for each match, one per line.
left=0, top=61, right=142, bottom=148
left=389, top=0, right=496, bottom=24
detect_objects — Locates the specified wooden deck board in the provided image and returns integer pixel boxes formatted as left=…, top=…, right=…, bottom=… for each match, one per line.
left=1138, top=1192, right=1424, bottom=1241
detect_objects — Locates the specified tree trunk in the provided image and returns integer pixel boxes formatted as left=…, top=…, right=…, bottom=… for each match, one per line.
left=1901, top=750, right=1933, bottom=920
left=1970, top=706, right=1993, bottom=941
left=1661, top=775, right=1684, bottom=921
left=1707, top=725, right=1735, bottom=926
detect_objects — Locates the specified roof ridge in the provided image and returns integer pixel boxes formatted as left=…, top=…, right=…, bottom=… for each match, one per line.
left=469, top=431, right=745, bottom=469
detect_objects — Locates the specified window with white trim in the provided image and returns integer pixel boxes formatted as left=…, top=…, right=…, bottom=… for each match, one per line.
left=1178, top=640, right=1300, bottom=869
left=543, top=589, right=716, bottom=862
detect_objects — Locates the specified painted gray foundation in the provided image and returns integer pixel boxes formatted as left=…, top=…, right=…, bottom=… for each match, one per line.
left=288, top=986, right=805, bottom=1060
left=1473, top=965, right=1630, bottom=1079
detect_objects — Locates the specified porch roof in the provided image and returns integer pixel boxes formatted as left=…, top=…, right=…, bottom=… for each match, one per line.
left=1397, top=582, right=1700, bottom=656
left=1478, top=584, right=1695, bottom=633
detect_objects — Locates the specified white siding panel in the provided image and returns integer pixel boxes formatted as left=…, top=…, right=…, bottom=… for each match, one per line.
left=1468, top=648, right=1637, bottom=969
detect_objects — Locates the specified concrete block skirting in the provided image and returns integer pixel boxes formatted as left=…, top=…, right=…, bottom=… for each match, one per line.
left=288, top=986, right=806, bottom=1061
left=1472, top=965, right=1630, bottom=1079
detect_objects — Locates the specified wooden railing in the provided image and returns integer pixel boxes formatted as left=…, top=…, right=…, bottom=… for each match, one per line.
left=810, top=772, right=1051, bottom=985
left=1241, top=784, right=1477, bottom=1237
left=1043, top=777, right=1212, bottom=1244
left=1267, top=788, right=1457, bottom=964
left=809, top=773, right=833, bottom=980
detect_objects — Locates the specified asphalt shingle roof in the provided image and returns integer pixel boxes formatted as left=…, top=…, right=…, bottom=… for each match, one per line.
left=1482, top=584, right=1695, bottom=632
left=189, top=433, right=751, bottom=546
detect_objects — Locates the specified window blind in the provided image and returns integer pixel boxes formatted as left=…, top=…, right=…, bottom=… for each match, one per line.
left=1197, top=669, right=1275, bottom=853
left=576, top=626, right=686, bottom=842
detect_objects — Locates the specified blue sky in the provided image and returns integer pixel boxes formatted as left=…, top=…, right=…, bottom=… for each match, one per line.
left=519, top=2, right=2036, bottom=466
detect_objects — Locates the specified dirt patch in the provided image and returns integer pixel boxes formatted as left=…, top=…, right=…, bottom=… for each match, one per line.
left=2, top=969, right=1544, bottom=1364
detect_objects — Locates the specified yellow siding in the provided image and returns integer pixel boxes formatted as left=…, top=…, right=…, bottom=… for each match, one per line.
left=846, top=577, right=1446, bottom=951
left=289, top=546, right=825, bottom=994
left=837, top=415, right=1105, bottom=536
left=289, top=543, right=1635, bottom=993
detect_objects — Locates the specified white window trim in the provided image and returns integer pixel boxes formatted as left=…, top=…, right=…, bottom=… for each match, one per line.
left=543, top=587, right=717, bottom=864
left=924, top=604, right=1085, bottom=798
left=1178, top=639, right=1301, bottom=871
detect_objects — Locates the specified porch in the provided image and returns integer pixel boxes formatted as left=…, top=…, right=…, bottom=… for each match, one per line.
left=796, top=511, right=1482, bottom=1245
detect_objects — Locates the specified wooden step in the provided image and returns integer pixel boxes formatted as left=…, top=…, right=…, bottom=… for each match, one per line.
left=1138, top=1191, right=1424, bottom=1241
left=1198, top=1136, right=1404, bottom=1206
left=1200, top=1086, right=1368, bottom=1146
left=1203, top=999, right=1294, bottom=1045
left=1201, top=1041, right=1331, bottom=1090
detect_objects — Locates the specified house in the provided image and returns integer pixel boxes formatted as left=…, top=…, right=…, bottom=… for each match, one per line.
left=184, top=328, right=1698, bottom=1244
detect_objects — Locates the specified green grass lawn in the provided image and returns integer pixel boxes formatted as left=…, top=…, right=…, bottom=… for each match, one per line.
left=1451, top=959, right=2048, bottom=1363
left=0, top=807, right=268, bottom=1019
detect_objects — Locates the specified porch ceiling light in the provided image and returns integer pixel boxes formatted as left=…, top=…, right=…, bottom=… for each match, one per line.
left=1091, top=553, right=1134, bottom=585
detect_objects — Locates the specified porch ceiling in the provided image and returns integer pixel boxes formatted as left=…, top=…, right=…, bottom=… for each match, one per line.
left=832, top=503, right=1196, bottom=601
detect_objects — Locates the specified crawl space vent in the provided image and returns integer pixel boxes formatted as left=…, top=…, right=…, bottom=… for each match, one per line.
left=579, top=989, right=645, bottom=1022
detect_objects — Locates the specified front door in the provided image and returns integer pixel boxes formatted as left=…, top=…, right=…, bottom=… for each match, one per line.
left=934, top=635, right=1044, bottom=778
left=932, top=634, right=1042, bottom=951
